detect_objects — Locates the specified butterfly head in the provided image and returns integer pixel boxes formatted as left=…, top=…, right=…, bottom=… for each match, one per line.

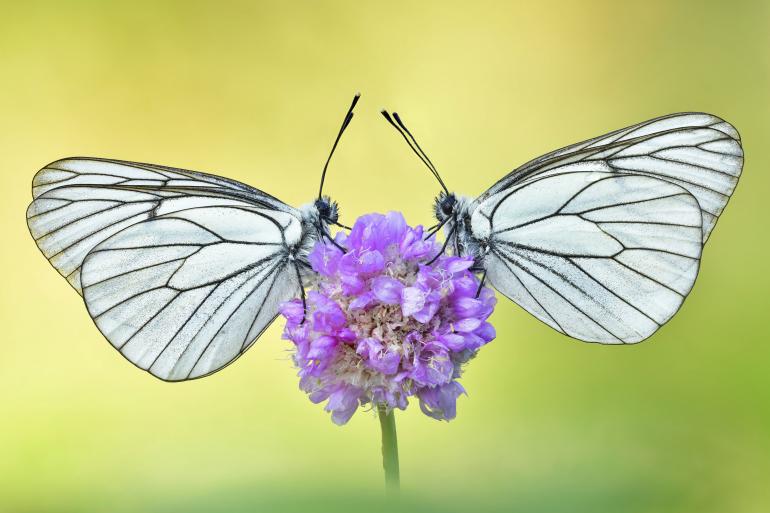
left=314, top=195, right=340, bottom=225
left=434, top=191, right=457, bottom=223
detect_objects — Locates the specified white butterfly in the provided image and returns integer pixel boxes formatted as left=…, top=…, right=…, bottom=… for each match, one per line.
left=381, top=111, right=743, bottom=343
left=27, top=95, right=360, bottom=381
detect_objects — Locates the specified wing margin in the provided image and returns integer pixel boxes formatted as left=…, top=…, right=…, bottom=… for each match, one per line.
left=476, top=113, right=742, bottom=241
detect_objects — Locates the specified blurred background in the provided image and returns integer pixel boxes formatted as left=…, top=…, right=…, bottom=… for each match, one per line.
left=1, top=1, right=768, bottom=512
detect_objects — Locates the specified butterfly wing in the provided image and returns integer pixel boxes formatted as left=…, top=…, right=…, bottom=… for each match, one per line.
left=471, top=171, right=703, bottom=343
left=477, top=113, right=743, bottom=242
left=27, top=157, right=312, bottom=380
left=81, top=205, right=303, bottom=380
left=27, top=157, right=295, bottom=292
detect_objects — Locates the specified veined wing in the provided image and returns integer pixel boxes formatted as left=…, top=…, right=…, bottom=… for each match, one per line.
left=27, top=157, right=298, bottom=292
left=478, top=113, right=742, bottom=241
left=81, top=205, right=303, bottom=381
left=31, top=156, right=290, bottom=208
left=472, top=171, right=703, bottom=343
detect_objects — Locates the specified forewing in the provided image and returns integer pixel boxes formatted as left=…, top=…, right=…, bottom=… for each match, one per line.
left=31, top=157, right=290, bottom=207
left=478, top=113, right=742, bottom=241
left=472, top=172, right=703, bottom=343
left=27, top=157, right=297, bottom=293
left=81, top=205, right=303, bottom=381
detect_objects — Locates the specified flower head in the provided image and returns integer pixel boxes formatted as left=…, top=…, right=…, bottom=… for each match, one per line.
left=280, top=212, right=496, bottom=425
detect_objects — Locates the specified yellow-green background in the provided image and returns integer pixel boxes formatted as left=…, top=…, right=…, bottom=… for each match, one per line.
left=1, top=1, right=768, bottom=512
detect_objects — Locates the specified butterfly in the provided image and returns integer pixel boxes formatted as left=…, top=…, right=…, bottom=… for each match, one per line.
left=381, top=110, right=743, bottom=344
left=26, top=94, right=360, bottom=381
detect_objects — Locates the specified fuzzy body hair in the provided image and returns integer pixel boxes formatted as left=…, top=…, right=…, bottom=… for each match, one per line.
left=297, top=202, right=324, bottom=257
left=296, top=197, right=339, bottom=280
left=435, top=193, right=488, bottom=268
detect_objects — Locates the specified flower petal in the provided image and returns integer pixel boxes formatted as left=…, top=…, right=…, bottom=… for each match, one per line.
left=279, top=299, right=305, bottom=325
left=349, top=292, right=375, bottom=310
left=401, top=286, right=426, bottom=317
left=442, top=256, right=474, bottom=274
left=454, top=317, right=482, bottom=333
left=417, top=381, right=466, bottom=421
left=372, top=276, right=404, bottom=305
left=308, top=243, right=342, bottom=276
left=474, top=321, right=496, bottom=342
left=307, top=335, right=338, bottom=360
left=358, top=250, right=385, bottom=274
left=438, top=333, right=467, bottom=352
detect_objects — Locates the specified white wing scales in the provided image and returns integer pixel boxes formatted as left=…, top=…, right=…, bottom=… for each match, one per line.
left=27, top=157, right=310, bottom=381
left=480, top=113, right=743, bottom=242
left=466, top=113, right=742, bottom=343
left=27, top=158, right=298, bottom=293
left=81, top=206, right=302, bottom=381
left=474, top=172, right=703, bottom=343
left=31, top=157, right=284, bottom=201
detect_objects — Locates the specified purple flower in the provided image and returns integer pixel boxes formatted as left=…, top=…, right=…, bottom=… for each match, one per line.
left=418, top=381, right=466, bottom=421
left=280, top=212, right=497, bottom=425
left=356, top=338, right=401, bottom=375
left=371, top=276, right=404, bottom=305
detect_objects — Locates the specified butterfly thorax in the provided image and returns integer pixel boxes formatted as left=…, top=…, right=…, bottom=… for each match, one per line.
left=455, top=196, right=486, bottom=262
left=435, top=192, right=484, bottom=264
left=298, top=196, right=339, bottom=258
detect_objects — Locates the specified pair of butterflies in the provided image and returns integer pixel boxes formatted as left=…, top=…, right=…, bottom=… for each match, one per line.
left=27, top=94, right=743, bottom=381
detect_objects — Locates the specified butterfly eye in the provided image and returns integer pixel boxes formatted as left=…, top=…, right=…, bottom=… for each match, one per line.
left=315, top=198, right=330, bottom=217
left=441, top=194, right=456, bottom=215
left=315, top=196, right=339, bottom=224
left=433, top=192, right=457, bottom=222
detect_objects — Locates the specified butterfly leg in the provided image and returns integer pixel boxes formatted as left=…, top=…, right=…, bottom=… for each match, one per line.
left=426, top=223, right=457, bottom=265
left=292, top=261, right=308, bottom=324
left=317, top=225, right=347, bottom=253
left=331, top=220, right=351, bottom=230
left=474, top=268, right=487, bottom=298
left=452, top=228, right=460, bottom=257
left=323, top=232, right=347, bottom=253
left=424, top=217, right=449, bottom=241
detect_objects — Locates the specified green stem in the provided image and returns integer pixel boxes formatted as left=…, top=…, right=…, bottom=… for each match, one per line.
left=377, top=404, right=400, bottom=493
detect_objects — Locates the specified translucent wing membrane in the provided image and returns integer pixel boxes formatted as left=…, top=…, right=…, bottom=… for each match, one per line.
left=27, top=157, right=309, bottom=380
left=31, top=157, right=291, bottom=208
left=27, top=157, right=299, bottom=292
left=81, top=206, right=302, bottom=381
left=472, top=172, right=703, bottom=343
left=478, top=113, right=743, bottom=241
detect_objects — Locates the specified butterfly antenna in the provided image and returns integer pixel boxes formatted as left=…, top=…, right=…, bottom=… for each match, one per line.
left=392, top=112, right=449, bottom=192
left=380, top=110, right=449, bottom=194
left=319, top=93, right=361, bottom=199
